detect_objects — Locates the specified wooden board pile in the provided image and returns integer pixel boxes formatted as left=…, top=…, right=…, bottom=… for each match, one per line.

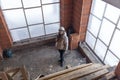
left=36, top=63, right=117, bottom=80
left=0, top=63, right=117, bottom=80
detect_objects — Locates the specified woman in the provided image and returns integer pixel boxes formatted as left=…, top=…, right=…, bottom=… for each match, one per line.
left=56, top=27, right=68, bottom=67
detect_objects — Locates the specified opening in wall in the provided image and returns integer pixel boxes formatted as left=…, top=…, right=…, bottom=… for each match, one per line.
left=1, top=0, right=60, bottom=43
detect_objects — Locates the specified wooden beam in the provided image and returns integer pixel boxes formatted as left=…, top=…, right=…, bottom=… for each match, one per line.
left=5, top=73, right=13, bottom=80
left=20, top=66, right=29, bottom=80
left=77, top=69, right=109, bottom=80
left=38, top=63, right=93, bottom=80
left=5, top=68, right=20, bottom=78
left=104, top=71, right=116, bottom=80
left=49, top=64, right=109, bottom=80
left=5, top=68, right=20, bottom=73
left=0, top=72, right=8, bottom=80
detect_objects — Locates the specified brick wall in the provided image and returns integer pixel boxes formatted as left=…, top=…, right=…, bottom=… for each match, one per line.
left=60, top=0, right=73, bottom=30
left=72, top=0, right=92, bottom=40
left=69, top=0, right=92, bottom=49
left=0, top=8, right=13, bottom=50
left=0, top=46, right=3, bottom=60
left=79, top=0, right=92, bottom=41
left=72, top=0, right=83, bottom=33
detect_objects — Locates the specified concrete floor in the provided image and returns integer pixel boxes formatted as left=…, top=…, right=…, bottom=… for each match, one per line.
left=0, top=44, right=85, bottom=80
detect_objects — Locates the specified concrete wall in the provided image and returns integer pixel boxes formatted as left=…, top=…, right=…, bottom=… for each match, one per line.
left=103, top=0, right=120, bottom=9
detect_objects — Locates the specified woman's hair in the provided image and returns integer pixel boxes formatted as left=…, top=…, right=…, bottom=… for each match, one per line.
left=58, top=33, right=63, bottom=38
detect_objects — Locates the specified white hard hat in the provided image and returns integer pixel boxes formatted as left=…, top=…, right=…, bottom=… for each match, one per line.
left=59, top=26, right=65, bottom=31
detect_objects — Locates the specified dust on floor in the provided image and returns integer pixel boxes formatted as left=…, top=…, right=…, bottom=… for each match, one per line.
left=0, top=45, right=86, bottom=80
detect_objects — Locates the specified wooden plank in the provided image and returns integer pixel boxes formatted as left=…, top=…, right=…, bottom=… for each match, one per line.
left=5, top=68, right=20, bottom=73
left=5, top=68, right=20, bottom=79
left=0, top=72, right=8, bottom=80
left=6, top=73, right=13, bottom=80
left=49, top=64, right=109, bottom=80
left=38, top=63, right=93, bottom=80
left=77, top=69, right=109, bottom=80
left=104, top=71, right=116, bottom=80
left=79, top=43, right=102, bottom=64
left=20, top=66, right=29, bottom=80
left=11, top=69, right=20, bottom=77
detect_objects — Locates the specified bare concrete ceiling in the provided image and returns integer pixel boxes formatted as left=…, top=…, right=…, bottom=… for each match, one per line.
left=103, top=0, right=120, bottom=9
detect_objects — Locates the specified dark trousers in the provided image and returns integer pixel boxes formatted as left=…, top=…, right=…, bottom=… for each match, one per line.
left=58, top=50, right=65, bottom=66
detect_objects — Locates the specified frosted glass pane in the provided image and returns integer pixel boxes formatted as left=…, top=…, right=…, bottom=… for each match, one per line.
left=109, top=30, right=120, bottom=59
left=1, top=0, right=22, bottom=9
left=117, top=19, right=120, bottom=29
left=88, top=15, right=101, bottom=37
left=42, top=0, right=59, bottom=4
left=91, top=0, right=106, bottom=19
left=99, top=19, right=115, bottom=46
left=3, top=9, right=27, bottom=29
left=10, top=28, right=29, bottom=42
left=25, top=8, right=43, bottom=25
left=45, top=23, right=60, bottom=34
left=86, top=31, right=96, bottom=49
left=104, top=4, right=120, bottom=24
left=104, top=51, right=119, bottom=67
left=29, top=24, right=45, bottom=37
left=94, top=39, right=107, bottom=60
left=43, top=4, right=60, bottom=24
left=22, top=0, right=41, bottom=8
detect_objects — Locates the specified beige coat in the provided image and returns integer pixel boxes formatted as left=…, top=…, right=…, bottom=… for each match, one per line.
left=56, top=33, right=68, bottom=50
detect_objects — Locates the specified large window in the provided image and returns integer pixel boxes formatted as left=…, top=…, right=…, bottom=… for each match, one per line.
left=1, top=0, right=60, bottom=42
left=86, top=0, right=120, bottom=66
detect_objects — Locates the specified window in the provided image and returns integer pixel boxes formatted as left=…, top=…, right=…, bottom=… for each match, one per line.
left=10, top=28, right=29, bottom=42
left=86, top=0, right=120, bottom=66
left=86, top=31, right=96, bottom=49
left=98, top=18, right=115, bottom=46
left=91, top=0, right=106, bottom=19
left=88, top=14, right=101, bottom=37
left=29, top=24, right=45, bottom=37
left=3, top=9, right=27, bottom=29
left=117, top=19, right=120, bottom=29
left=1, top=0, right=60, bottom=42
left=25, top=8, right=43, bottom=25
left=43, top=4, right=60, bottom=24
left=104, top=4, right=120, bottom=24
left=109, top=29, right=120, bottom=59
left=104, top=51, right=119, bottom=66
left=94, top=39, right=107, bottom=61
left=45, top=23, right=60, bottom=34
left=42, top=0, right=59, bottom=4
left=1, top=0, right=22, bottom=9
left=22, top=0, right=41, bottom=8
